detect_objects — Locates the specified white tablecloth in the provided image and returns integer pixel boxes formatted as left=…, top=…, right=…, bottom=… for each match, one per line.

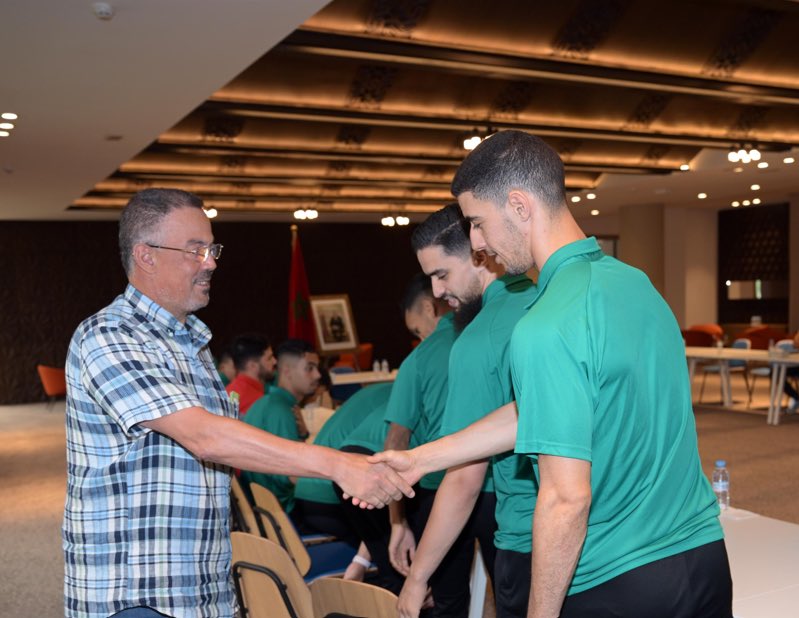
left=722, top=507, right=799, bottom=617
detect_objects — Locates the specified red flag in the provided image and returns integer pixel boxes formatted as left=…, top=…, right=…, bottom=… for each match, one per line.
left=287, top=226, right=316, bottom=345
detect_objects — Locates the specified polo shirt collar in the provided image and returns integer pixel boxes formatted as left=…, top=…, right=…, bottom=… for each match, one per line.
left=483, top=274, right=529, bottom=307
left=530, top=237, right=603, bottom=305
left=123, top=283, right=211, bottom=347
left=435, top=311, right=455, bottom=333
left=270, top=385, right=298, bottom=407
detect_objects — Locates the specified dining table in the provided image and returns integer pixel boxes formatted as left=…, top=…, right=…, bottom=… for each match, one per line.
left=685, top=346, right=799, bottom=425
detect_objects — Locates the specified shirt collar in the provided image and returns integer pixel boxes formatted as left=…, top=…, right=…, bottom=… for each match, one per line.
left=235, top=373, right=265, bottom=393
left=529, top=237, right=603, bottom=306
left=434, top=311, right=455, bottom=333
left=270, top=385, right=298, bottom=407
left=483, top=273, right=530, bottom=306
left=123, top=283, right=212, bottom=346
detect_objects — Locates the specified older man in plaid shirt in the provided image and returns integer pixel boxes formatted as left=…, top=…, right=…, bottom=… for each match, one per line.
left=63, top=188, right=413, bottom=618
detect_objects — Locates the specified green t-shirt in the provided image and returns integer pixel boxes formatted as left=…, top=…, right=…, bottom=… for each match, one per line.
left=439, top=274, right=538, bottom=553
left=294, top=383, right=393, bottom=505
left=512, top=237, right=723, bottom=595
left=241, top=386, right=301, bottom=512
left=384, top=312, right=456, bottom=490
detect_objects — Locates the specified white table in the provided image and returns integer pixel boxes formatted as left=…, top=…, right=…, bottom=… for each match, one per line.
left=328, top=369, right=398, bottom=386
left=721, top=508, right=799, bottom=617
left=685, top=346, right=799, bottom=425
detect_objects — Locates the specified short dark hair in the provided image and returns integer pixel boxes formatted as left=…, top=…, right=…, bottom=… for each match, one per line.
left=277, top=339, right=317, bottom=362
left=229, top=334, right=271, bottom=371
left=118, top=188, right=205, bottom=275
left=400, top=273, right=433, bottom=314
left=451, top=130, right=566, bottom=210
left=410, top=203, right=471, bottom=258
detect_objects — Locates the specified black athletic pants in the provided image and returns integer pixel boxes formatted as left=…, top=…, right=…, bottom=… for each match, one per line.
left=336, top=445, right=497, bottom=617
left=559, top=539, right=733, bottom=618
left=494, top=549, right=531, bottom=618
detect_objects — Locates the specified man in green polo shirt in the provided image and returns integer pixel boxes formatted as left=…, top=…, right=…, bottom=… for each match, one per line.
left=396, top=203, right=538, bottom=618
left=241, top=339, right=321, bottom=513
left=452, top=130, right=731, bottom=618
left=374, top=131, right=731, bottom=618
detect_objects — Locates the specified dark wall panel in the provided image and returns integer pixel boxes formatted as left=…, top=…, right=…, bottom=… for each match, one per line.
left=717, top=203, right=789, bottom=324
left=0, top=220, right=419, bottom=404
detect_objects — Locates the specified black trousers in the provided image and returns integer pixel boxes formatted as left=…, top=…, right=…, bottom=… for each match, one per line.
left=336, top=445, right=497, bottom=618
left=291, top=498, right=361, bottom=549
left=494, top=549, right=531, bottom=618
left=559, top=539, right=733, bottom=618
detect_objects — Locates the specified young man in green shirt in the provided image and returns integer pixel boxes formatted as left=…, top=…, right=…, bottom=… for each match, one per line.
left=398, top=203, right=538, bottom=618
left=241, top=339, right=321, bottom=512
left=375, top=130, right=731, bottom=618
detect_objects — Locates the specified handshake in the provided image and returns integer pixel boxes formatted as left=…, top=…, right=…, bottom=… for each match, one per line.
left=335, top=448, right=426, bottom=509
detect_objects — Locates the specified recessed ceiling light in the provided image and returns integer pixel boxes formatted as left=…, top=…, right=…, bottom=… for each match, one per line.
left=0, top=131, right=9, bottom=137
left=294, top=209, right=307, bottom=220
left=203, top=208, right=218, bottom=219
left=590, top=209, right=600, bottom=216
left=731, top=201, right=740, bottom=207
left=571, top=196, right=581, bottom=203
left=757, top=162, right=769, bottom=169
left=750, top=184, right=760, bottom=191
left=0, top=122, right=14, bottom=130
left=752, top=198, right=761, bottom=205
left=1, top=113, right=17, bottom=120
left=742, top=200, right=751, bottom=206
left=785, top=157, right=796, bottom=164
left=679, top=164, right=690, bottom=171
left=586, top=193, right=596, bottom=200
left=733, top=167, right=743, bottom=173
left=697, top=193, right=707, bottom=199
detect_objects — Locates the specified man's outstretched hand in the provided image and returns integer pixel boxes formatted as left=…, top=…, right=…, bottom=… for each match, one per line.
left=335, top=452, right=415, bottom=509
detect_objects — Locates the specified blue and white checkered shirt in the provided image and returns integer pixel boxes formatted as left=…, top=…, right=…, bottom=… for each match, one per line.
left=64, top=284, right=237, bottom=617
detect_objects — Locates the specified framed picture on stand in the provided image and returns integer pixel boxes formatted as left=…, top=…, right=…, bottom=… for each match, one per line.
left=309, top=294, right=359, bottom=354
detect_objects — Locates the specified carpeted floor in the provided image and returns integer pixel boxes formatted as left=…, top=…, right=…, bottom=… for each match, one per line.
left=1, top=372, right=797, bottom=616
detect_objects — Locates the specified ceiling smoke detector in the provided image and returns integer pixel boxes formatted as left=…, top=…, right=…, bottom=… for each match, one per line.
left=92, top=2, right=115, bottom=20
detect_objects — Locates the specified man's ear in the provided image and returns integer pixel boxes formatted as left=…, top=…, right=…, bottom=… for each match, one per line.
left=132, top=243, right=157, bottom=274
left=420, top=296, right=437, bottom=318
left=507, top=190, right=532, bottom=223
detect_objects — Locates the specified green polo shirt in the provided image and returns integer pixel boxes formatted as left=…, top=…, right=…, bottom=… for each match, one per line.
left=512, top=237, right=723, bottom=595
left=241, top=385, right=301, bottom=512
left=439, top=274, right=538, bottom=553
left=294, top=383, right=394, bottom=505
left=384, top=312, right=456, bottom=490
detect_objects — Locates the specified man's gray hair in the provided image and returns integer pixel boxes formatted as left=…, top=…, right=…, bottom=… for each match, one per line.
left=118, top=188, right=204, bottom=275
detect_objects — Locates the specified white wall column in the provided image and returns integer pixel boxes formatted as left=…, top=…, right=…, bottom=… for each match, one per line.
left=663, top=207, right=718, bottom=328
left=789, top=193, right=799, bottom=332
left=618, top=203, right=665, bottom=294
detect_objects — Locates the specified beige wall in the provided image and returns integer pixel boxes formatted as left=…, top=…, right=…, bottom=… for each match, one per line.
left=664, top=208, right=718, bottom=328
left=618, top=203, right=665, bottom=293
left=790, top=194, right=799, bottom=333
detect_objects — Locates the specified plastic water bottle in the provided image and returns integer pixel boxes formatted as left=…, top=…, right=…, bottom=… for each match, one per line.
left=380, top=359, right=389, bottom=373
left=712, top=460, right=730, bottom=510
left=372, top=360, right=381, bottom=372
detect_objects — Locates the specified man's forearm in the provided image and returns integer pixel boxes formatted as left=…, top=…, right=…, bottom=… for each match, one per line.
left=411, top=402, right=517, bottom=477
left=406, top=461, right=487, bottom=584
left=528, top=456, right=591, bottom=618
left=143, top=406, right=346, bottom=477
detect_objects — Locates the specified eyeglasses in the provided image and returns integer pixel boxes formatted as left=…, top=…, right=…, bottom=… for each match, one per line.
left=146, top=243, right=223, bottom=262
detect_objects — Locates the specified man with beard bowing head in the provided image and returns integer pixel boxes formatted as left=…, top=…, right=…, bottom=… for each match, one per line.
left=396, top=203, right=537, bottom=618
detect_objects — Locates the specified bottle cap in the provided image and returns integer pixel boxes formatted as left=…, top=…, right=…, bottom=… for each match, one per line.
left=715, top=459, right=726, bottom=467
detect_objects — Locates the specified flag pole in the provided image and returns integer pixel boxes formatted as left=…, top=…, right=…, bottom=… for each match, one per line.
left=290, top=223, right=298, bottom=249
